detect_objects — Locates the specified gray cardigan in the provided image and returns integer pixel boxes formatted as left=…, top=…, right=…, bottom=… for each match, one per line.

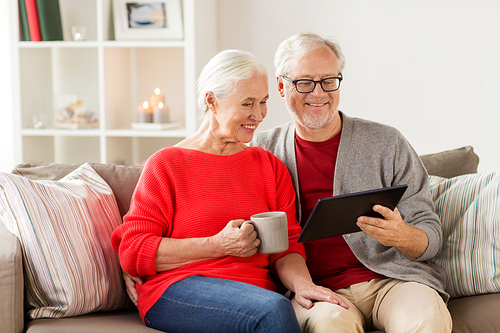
left=250, top=112, right=448, bottom=299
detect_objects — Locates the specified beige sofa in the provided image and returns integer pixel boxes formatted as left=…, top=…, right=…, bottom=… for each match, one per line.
left=1, top=146, right=499, bottom=333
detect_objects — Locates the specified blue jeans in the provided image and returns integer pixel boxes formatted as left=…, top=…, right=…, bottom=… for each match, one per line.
left=144, top=275, right=301, bottom=333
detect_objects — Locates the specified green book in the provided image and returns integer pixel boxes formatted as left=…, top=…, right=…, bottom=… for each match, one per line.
left=18, top=0, right=31, bottom=41
left=35, top=0, right=63, bottom=41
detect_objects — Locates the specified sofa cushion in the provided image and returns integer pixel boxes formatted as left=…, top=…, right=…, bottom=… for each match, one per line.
left=448, top=293, right=500, bottom=333
left=25, top=308, right=158, bottom=333
left=420, top=146, right=479, bottom=178
left=0, top=163, right=130, bottom=319
left=429, top=172, right=500, bottom=298
left=12, top=163, right=143, bottom=217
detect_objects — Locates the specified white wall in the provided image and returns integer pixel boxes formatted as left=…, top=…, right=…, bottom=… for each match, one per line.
left=2, top=1, right=499, bottom=172
left=217, top=0, right=500, bottom=172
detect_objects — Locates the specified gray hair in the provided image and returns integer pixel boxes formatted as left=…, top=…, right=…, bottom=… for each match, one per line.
left=197, top=49, right=267, bottom=115
left=274, top=32, right=346, bottom=77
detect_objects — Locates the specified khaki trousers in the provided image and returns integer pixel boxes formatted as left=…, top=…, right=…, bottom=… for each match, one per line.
left=292, top=278, right=452, bottom=333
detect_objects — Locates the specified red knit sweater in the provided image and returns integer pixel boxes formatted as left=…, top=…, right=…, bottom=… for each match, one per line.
left=111, top=146, right=305, bottom=320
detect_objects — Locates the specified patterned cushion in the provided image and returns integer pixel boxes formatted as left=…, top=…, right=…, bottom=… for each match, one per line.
left=429, top=172, right=500, bottom=298
left=0, top=163, right=130, bottom=319
left=12, top=163, right=143, bottom=218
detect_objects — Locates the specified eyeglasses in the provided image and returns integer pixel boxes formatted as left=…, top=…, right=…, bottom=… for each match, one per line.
left=281, top=74, right=343, bottom=93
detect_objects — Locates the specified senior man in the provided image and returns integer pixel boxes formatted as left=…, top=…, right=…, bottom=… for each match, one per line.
left=250, top=32, right=452, bottom=333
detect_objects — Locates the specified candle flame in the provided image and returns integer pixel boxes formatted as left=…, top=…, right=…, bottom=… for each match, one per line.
left=158, top=102, right=164, bottom=108
left=143, top=101, right=149, bottom=108
left=155, top=87, right=160, bottom=95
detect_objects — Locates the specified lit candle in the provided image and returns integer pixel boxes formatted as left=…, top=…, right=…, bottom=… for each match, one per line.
left=137, top=101, right=153, bottom=123
left=153, top=101, right=170, bottom=123
left=149, top=87, right=165, bottom=108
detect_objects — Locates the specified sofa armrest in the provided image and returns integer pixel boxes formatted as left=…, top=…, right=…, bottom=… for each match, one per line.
left=0, top=220, right=24, bottom=333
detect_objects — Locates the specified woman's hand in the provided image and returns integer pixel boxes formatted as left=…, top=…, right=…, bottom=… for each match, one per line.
left=211, top=219, right=260, bottom=257
left=124, top=219, right=259, bottom=304
left=122, top=270, right=143, bottom=306
left=293, top=279, right=349, bottom=310
left=154, top=219, right=260, bottom=272
left=274, top=253, right=349, bottom=310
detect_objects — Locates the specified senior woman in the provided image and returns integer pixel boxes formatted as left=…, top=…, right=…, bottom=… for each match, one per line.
left=112, top=50, right=346, bottom=333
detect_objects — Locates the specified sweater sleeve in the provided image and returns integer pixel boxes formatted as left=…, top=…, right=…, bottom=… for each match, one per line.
left=111, top=152, right=173, bottom=277
left=392, top=132, right=443, bottom=261
left=337, top=114, right=443, bottom=262
left=265, top=151, right=306, bottom=266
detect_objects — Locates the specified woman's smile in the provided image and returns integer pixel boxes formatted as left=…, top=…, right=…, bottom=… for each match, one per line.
left=241, top=124, right=258, bottom=130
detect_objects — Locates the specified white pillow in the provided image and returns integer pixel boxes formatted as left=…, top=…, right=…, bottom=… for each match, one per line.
left=429, top=172, right=500, bottom=298
left=0, top=163, right=130, bottom=319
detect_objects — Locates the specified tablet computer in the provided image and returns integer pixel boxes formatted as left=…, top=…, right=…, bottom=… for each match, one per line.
left=297, top=185, right=408, bottom=243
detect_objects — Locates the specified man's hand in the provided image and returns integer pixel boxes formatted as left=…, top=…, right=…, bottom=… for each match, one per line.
left=356, top=205, right=429, bottom=259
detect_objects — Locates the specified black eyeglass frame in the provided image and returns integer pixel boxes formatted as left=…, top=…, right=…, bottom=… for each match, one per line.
left=281, top=74, right=343, bottom=93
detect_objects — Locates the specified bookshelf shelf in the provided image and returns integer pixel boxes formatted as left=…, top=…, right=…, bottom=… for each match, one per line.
left=103, top=40, right=186, bottom=48
left=105, top=129, right=187, bottom=138
left=22, top=129, right=101, bottom=137
left=18, top=41, right=100, bottom=48
left=12, top=0, right=217, bottom=166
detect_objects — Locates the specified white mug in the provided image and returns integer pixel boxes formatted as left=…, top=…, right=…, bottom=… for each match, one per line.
left=243, top=211, right=289, bottom=254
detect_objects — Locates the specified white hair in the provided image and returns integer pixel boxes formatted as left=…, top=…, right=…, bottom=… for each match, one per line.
left=274, top=32, right=346, bottom=77
left=196, top=49, right=267, bottom=116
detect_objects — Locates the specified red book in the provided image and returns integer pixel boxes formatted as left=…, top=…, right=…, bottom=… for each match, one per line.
left=25, top=0, right=41, bottom=41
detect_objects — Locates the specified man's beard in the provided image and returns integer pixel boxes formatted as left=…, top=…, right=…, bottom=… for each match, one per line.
left=291, top=108, right=336, bottom=130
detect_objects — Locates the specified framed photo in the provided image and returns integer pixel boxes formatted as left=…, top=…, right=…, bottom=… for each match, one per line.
left=113, top=0, right=183, bottom=40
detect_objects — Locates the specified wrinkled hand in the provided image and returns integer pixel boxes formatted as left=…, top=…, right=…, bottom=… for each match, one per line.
left=294, top=281, right=349, bottom=310
left=123, top=270, right=143, bottom=306
left=211, top=219, right=260, bottom=257
left=356, top=206, right=409, bottom=247
left=356, top=206, right=428, bottom=259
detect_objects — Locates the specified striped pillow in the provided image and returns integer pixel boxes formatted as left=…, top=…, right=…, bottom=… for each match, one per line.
left=429, top=172, right=500, bottom=298
left=0, top=163, right=130, bottom=319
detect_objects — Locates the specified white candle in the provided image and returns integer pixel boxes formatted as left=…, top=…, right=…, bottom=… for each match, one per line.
left=137, top=101, right=153, bottom=123
left=153, top=102, right=170, bottom=123
left=149, top=87, right=165, bottom=108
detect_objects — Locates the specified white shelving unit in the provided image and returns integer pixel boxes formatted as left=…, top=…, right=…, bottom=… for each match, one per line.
left=10, top=0, right=217, bottom=166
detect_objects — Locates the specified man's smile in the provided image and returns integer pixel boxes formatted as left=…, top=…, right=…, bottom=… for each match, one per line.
left=306, top=102, right=328, bottom=107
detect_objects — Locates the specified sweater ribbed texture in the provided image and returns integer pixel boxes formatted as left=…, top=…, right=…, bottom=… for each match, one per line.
left=112, top=146, right=305, bottom=320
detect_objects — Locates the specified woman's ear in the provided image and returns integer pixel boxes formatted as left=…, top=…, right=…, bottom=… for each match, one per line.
left=276, top=76, right=285, bottom=97
left=206, top=92, right=217, bottom=114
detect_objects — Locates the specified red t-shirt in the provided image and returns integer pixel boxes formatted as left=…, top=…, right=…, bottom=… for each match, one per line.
left=295, top=132, right=384, bottom=291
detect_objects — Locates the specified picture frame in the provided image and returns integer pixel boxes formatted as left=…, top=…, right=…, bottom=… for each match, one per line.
left=113, top=0, right=183, bottom=41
